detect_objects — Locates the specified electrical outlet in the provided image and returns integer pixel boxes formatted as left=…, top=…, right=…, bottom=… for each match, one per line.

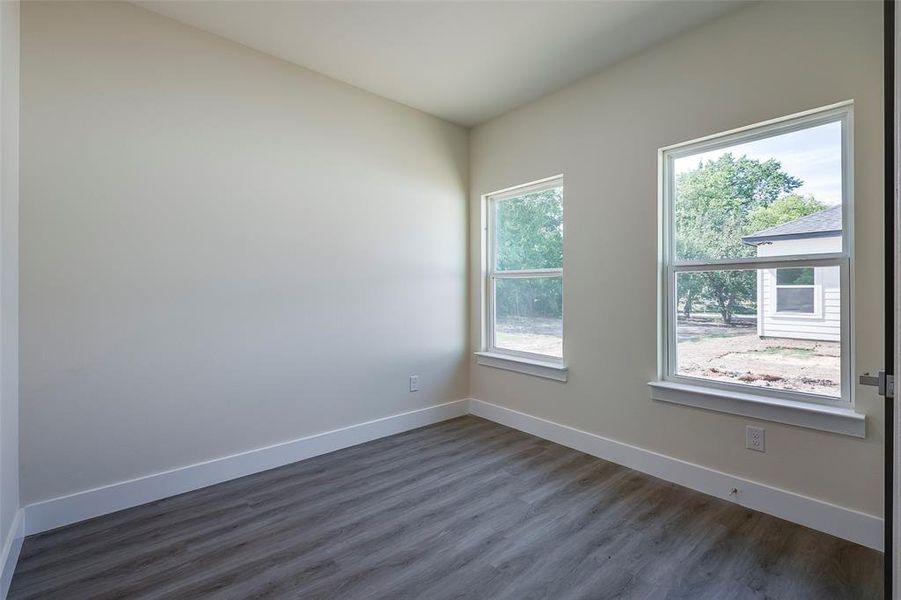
left=746, top=426, right=765, bottom=452
left=409, top=375, right=419, bottom=392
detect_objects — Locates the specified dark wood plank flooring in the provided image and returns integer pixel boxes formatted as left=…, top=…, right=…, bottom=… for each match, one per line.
left=9, top=416, right=883, bottom=599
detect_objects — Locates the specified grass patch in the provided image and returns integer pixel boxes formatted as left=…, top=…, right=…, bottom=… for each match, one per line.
left=759, top=346, right=817, bottom=358
left=679, top=332, right=737, bottom=343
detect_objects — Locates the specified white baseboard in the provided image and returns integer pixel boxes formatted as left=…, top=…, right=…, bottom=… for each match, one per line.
left=22, top=397, right=883, bottom=553
left=24, top=400, right=469, bottom=536
left=469, top=399, right=883, bottom=551
left=1, top=509, right=23, bottom=599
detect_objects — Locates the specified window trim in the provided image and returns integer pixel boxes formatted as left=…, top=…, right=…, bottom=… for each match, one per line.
left=474, top=351, right=568, bottom=382
left=648, top=380, right=864, bottom=437
left=654, top=102, right=857, bottom=422
left=482, top=175, right=565, bottom=369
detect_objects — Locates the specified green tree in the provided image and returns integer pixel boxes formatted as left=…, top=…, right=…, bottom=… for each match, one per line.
left=678, top=272, right=704, bottom=319
left=496, top=188, right=563, bottom=271
left=747, top=194, right=827, bottom=233
left=675, top=154, right=807, bottom=324
left=675, top=154, right=803, bottom=262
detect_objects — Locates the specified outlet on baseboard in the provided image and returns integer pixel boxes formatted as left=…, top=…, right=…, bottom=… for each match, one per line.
left=746, top=426, right=765, bottom=452
left=409, top=375, right=419, bottom=392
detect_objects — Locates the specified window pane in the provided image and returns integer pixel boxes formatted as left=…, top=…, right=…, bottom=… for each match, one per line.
left=674, top=121, right=842, bottom=262
left=776, top=267, right=814, bottom=285
left=495, top=186, right=563, bottom=271
left=494, top=276, right=562, bottom=358
left=776, top=288, right=815, bottom=313
left=675, top=267, right=840, bottom=398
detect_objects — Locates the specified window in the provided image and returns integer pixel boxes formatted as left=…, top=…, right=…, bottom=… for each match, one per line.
left=652, top=103, right=858, bottom=435
left=477, top=177, right=565, bottom=379
left=775, top=267, right=815, bottom=314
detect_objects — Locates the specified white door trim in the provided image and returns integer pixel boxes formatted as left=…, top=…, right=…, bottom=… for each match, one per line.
left=893, top=1, right=900, bottom=596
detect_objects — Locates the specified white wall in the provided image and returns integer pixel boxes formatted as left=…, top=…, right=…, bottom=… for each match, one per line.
left=20, top=1, right=468, bottom=505
left=470, top=1, right=884, bottom=516
left=0, top=0, right=20, bottom=569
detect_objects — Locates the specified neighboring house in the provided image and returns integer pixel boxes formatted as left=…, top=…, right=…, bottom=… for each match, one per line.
left=741, top=205, right=841, bottom=342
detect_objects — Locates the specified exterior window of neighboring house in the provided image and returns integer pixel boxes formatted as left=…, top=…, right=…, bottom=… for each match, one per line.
left=651, top=103, right=853, bottom=420
left=475, top=176, right=566, bottom=382
left=775, top=267, right=816, bottom=314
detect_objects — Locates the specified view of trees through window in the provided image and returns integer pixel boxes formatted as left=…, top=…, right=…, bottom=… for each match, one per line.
left=675, top=154, right=827, bottom=323
left=671, top=120, right=844, bottom=398
left=492, top=185, right=563, bottom=358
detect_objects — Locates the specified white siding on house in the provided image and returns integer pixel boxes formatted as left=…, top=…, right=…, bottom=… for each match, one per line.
left=755, top=235, right=841, bottom=341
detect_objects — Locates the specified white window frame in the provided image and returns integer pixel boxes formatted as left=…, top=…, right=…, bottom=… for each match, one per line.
left=475, top=176, right=567, bottom=381
left=650, top=102, right=863, bottom=437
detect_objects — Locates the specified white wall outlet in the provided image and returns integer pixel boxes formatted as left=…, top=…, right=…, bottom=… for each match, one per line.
left=746, top=426, right=765, bottom=452
left=409, top=375, right=419, bottom=392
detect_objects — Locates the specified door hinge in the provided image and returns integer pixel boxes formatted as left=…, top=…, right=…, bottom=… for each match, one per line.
left=859, top=369, right=895, bottom=398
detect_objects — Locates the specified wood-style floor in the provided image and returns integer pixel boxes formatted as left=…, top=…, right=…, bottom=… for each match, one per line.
left=10, top=416, right=883, bottom=599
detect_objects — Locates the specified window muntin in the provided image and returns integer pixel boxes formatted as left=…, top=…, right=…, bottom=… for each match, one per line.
left=661, top=104, right=851, bottom=406
left=487, top=178, right=564, bottom=362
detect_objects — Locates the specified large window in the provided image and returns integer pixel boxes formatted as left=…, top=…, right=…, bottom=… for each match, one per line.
left=484, top=177, right=564, bottom=366
left=656, top=104, right=852, bottom=411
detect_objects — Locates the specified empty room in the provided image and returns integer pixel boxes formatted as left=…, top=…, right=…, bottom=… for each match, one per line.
left=0, top=0, right=897, bottom=598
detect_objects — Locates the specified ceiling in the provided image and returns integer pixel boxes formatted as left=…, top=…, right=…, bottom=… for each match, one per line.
left=135, top=1, right=748, bottom=127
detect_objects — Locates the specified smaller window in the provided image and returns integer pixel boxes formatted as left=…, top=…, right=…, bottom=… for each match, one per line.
left=775, top=268, right=815, bottom=314
left=485, top=177, right=564, bottom=362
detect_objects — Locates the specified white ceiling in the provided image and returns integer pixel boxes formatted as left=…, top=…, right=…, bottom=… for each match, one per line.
left=135, top=1, right=748, bottom=127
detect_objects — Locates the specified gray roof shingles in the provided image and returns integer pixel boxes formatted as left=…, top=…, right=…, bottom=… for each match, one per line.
left=741, top=205, right=842, bottom=245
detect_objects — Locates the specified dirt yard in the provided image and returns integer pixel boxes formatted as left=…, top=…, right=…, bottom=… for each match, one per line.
left=495, top=314, right=839, bottom=397
left=677, top=315, right=840, bottom=397
left=495, top=317, right=562, bottom=357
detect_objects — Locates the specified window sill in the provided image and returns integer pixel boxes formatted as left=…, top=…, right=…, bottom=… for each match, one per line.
left=475, top=352, right=568, bottom=382
left=648, top=380, right=865, bottom=437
